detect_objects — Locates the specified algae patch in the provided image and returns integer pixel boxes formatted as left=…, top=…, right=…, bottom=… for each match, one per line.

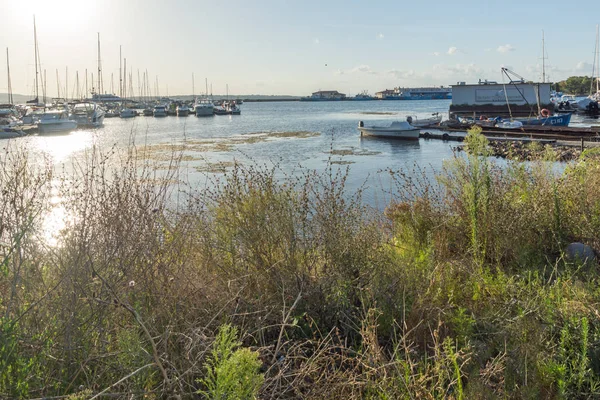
left=327, top=147, right=381, bottom=156
left=194, top=161, right=236, bottom=173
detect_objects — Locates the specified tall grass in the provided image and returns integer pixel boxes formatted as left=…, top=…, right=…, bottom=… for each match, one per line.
left=1, top=129, right=600, bottom=398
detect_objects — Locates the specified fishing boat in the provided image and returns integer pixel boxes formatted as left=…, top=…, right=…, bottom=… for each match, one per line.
left=358, top=120, right=420, bottom=139
left=213, top=105, right=229, bottom=115
left=37, top=110, right=77, bottom=133
left=177, top=105, right=191, bottom=116
left=406, top=113, right=442, bottom=127
left=70, top=102, right=105, bottom=127
left=515, top=112, right=572, bottom=126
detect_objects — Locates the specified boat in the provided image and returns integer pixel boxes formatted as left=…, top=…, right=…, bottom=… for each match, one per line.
left=213, top=105, right=229, bottom=115
left=358, top=120, right=420, bottom=139
left=350, top=91, right=375, bottom=101
left=195, top=99, right=214, bottom=116
left=153, top=105, right=168, bottom=117
left=119, top=108, right=137, bottom=118
left=176, top=105, right=190, bottom=116
left=226, top=101, right=241, bottom=115
left=143, top=108, right=153, bottom=116
left=37, top=110, right=77, bottom=133
left=495, top=120, right=523, bottom=129
left=70, top=102, right=106, bottom=127
left=515, top=112, right=572, bottom=126
left=406, top=113, right=442, bottom=127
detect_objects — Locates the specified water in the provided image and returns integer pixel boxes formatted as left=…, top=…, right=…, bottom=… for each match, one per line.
left=16, top=100, right=458, bottom=206
left=11, top=99, right=600, bottom=244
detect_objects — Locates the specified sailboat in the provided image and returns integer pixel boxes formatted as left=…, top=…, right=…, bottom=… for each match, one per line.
left=575, top=25, right=600, bottom=116
left=26, top=16, right=43, bottom=106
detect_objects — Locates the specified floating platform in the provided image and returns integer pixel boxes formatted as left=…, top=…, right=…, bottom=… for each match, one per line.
left=432, top=122, right=600, bottom=141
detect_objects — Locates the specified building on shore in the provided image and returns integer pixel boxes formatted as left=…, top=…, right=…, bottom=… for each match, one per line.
left=449, top=81, right=553, bottom=118
left=300, top=90, right=346, bottom=101
left=375, top=86, right=451, bottom=100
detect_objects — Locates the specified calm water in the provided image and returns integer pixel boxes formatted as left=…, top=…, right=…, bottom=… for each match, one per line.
left=17, top=100, right=459, bottom=207
left=10, top=99, right=600, bottom=243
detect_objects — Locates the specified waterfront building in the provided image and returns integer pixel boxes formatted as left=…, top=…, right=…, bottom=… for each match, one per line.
left=449, top=81, right=553, bottom=118
left=300, top=90, right=346, bottom=101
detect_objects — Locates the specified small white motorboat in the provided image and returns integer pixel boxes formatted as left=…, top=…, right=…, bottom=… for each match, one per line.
left=37, top=110, right=77, bottom=134
left=358, top=120, right=420, bottom=139
left=406, top=113, right=442, bottom=127
left=153, top=105, right=168, bottom=117
left=194, top=99, right=214, bottom=116
left=120, top=108, right=137, bottom=118
left=70, top=102, right=105, bottom=127
left=176, top=105, right=190, bottom=116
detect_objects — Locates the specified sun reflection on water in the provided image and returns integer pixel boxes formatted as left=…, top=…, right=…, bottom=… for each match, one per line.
left=33, top=130, right=95, bottom=163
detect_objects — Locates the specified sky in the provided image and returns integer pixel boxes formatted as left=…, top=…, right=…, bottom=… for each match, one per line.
left=1, top=0, right=600, bottom=98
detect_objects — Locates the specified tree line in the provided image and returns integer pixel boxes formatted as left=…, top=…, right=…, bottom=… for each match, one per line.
left=555, top=76, right=599, bottom=95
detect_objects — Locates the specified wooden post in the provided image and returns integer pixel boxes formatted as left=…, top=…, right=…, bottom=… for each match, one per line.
left=581, top=137, right=585, bottom=152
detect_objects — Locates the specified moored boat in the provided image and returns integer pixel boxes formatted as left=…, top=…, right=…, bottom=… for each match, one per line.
left=70, top=102, right=105, bottom=127
left=37, top=110, right=77, bottom=133
left=358, top=120, right=420, bottom=139
left=120, top=108, right=137, bottom=118
left=515, top=112, right=571, bottom=127
left=194, top=99, right=214, bottom=116
left=407, top=113, right=442, bottom=127
left=153, top=105, right=168, bottom=117
left=177, top=105, right=191, bottom=116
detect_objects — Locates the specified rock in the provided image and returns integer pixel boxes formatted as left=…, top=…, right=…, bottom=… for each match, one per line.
left=565, top=242, right=597, bottom=266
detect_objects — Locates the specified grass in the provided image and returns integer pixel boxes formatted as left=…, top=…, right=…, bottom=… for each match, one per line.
left=1, top=127, right=600, bottom=398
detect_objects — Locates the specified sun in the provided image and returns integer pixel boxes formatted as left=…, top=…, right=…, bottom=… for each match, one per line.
left=11, top=0, right=94, bottom=32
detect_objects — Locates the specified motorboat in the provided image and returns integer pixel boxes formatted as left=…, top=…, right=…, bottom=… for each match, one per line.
left=177, top=105, right=191, bottom=116
left=406, top=113, right=442, bottom=127
left=37, top=110, right=78, bottom=133
left=143, top=108, right=154, bottom=116
left=495, top=120, right=523, bottom=129
left=227, top=101, right=241, bottom=115
left=70, top=102, right=105, bottom=127
left=0, top=116, right=24, bottom=138
left=120, top=108, right=137, bottom=118
left=358, top=120, right=420, bottom=139
left=153, top=105, right=168, bottom=117
left=194, top=98, right=214, bottom=116
left=213, top=105, right=229, bottom=115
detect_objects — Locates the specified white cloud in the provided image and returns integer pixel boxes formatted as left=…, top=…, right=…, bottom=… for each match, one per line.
left=335, top=69, right=344, bottom=75
left=484, top=48, right=492, bottom=52
left=350, top=65, right=378, bottom=75
left=447, top=47, right=458, bottom=55
left=576, top=61, right=592, bottom=72
left=377, top=33, right=384, bottom=40
left=314, top=38, right=320, bottom=44
left=431, top=52, right=440, bottom=56
left=387, top=69, right=415, bottom=79
left=497, top=44, right=515, bottom=53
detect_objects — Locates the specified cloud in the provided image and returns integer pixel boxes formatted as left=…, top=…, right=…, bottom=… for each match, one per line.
left=335, top=69, right=344, bottom=75
left=447, top=46, right=458, bottom=55
left=377, top=33, right=384, bottom=40
left=314, top=38, right=320, bottom=44
left=484, top=48, right=492, bottom=52
left=576, top=61, right=593, bottom=71
left=497, top=44, right=515, bottom=53
left=430, top=52, right=440, bottom=56
left=387, top=69, right=415, bottom=79
left=350, top=65, right=378, bottom=75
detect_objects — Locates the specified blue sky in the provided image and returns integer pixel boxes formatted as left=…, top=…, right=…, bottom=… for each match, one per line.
left=2, top=0, right=599, bottom=97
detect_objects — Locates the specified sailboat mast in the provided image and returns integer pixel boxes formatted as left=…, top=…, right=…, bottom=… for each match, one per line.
left=65, top=66, right=68, bottom=101
left=123, top=58, right=127, bottom=99
left=596, top=25, right=599, bottom=93
left=97, top=32, right=103, bottom=94
left=55, top=69, right=60, bottom=99
left=85, top=68, right=88, bottom=98
left=43, top=69, right=46, bottom=103
left=137, top=69, right=141, bottom=101
left=192, top=73, right=195, bottom=98
left=541, top=30, right=546, bottom=84
left=119, top=45, right=122, bottom=98
left=6, top=48, right=12, bottom=104
left=205, top=78, right=208, bottom=97
left=33, top=15, right=39, bottom=102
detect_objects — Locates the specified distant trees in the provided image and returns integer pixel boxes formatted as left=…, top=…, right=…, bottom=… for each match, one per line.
left=556, top=76, right=599, bottom=95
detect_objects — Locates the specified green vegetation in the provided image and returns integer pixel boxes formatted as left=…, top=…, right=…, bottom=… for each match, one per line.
left=556, top=76, right=599, bottom=95
left=1, top=128, right=600, bottom=398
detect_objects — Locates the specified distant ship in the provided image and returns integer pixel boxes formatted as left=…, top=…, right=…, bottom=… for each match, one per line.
left=375, top=87, right=452, bottom=100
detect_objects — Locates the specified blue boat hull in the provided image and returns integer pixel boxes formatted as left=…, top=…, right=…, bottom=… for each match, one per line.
left=516, top=113, right=571, bottom=127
